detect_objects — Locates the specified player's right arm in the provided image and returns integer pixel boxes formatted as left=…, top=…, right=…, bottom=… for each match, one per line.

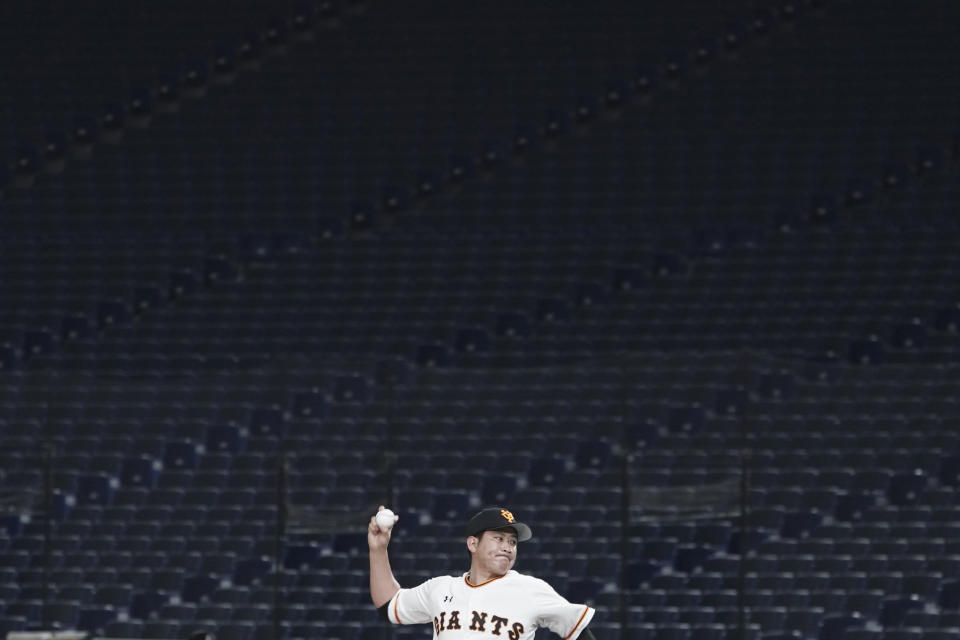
left=368, top=506, right=401, bottom=608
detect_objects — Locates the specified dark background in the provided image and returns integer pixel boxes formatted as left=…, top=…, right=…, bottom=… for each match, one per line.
left=1, top=2, right=959, bottom=640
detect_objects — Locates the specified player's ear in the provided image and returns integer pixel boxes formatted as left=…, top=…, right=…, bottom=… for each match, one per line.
left=466, top=535, right=479, bottom=553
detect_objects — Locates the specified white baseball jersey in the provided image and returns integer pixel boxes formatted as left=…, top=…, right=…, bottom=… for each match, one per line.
left=386, top=570, right=595, bottom=640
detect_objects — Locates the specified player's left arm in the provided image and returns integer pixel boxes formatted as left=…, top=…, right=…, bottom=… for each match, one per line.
left=531, top=577, right=596, bottom=639
left=581, top=628, right=597, bottom=640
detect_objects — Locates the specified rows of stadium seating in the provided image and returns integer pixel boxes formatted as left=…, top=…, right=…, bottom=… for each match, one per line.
left=2, top=0, right=763, bottom=230
left=3, top=0, right=960, bottom=639
left=0, top=1, right=323, bottom=161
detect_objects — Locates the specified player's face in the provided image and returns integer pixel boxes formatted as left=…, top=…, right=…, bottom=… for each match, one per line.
left=474, top=529, right=518, bottom=577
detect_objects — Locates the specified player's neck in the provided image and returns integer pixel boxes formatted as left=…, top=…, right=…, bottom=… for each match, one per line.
left=467, top=565, right=507, bottom=586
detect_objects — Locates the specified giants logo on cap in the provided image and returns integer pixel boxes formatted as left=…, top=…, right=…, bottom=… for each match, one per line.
left=500, top=509, right=515, bottom=523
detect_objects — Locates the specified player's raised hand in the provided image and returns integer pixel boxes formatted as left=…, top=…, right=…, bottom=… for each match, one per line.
left=368, top=505, right=398, bottom=551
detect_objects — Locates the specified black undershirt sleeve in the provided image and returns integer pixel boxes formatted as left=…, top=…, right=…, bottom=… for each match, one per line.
left=377, top=601, right=390, bottom=622
left=581, top=627, right=597, bottom=640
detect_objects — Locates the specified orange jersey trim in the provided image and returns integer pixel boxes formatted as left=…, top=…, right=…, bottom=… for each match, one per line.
left=564, top=606, right=591, bottom=640
left=393, top=592, right=403, bottom=624
left=463, top=573, right=508, bottom=588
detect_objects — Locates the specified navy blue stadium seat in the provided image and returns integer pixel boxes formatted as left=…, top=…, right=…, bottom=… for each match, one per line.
left=77, top=606, right=117, bottom=635
left=75, top=474, right=114, bottom=506
left=940, top=579, right=960, bottom=609
left=164, top=441, right=200, bottom=470
left=181, top=575, right=220, bottom=604
left=234, top=558, right=272, bottom=586
left=528, top=456, right=569, bottom=486
left=818, top=614, right=863, bottom=640
left=880, top=596, right=924, bottom=627
left=142, top=621, right=183, bottom=639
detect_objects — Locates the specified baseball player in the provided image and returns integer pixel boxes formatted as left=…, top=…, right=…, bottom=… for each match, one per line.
left=368, top=505, right=598, bottom=639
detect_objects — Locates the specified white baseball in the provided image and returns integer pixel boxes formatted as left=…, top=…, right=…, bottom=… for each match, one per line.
left=376, top=508, right=396, bottom=530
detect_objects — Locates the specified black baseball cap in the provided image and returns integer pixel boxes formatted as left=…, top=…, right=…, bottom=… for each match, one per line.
left=465, top=507, right=533, bottom=542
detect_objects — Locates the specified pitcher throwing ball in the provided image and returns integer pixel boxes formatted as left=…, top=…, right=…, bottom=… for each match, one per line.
left=368, top=505, right=598, bottom=639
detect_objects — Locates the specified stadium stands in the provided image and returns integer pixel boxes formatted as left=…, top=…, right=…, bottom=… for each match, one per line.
left=1, top=1, right=960, bottom=639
